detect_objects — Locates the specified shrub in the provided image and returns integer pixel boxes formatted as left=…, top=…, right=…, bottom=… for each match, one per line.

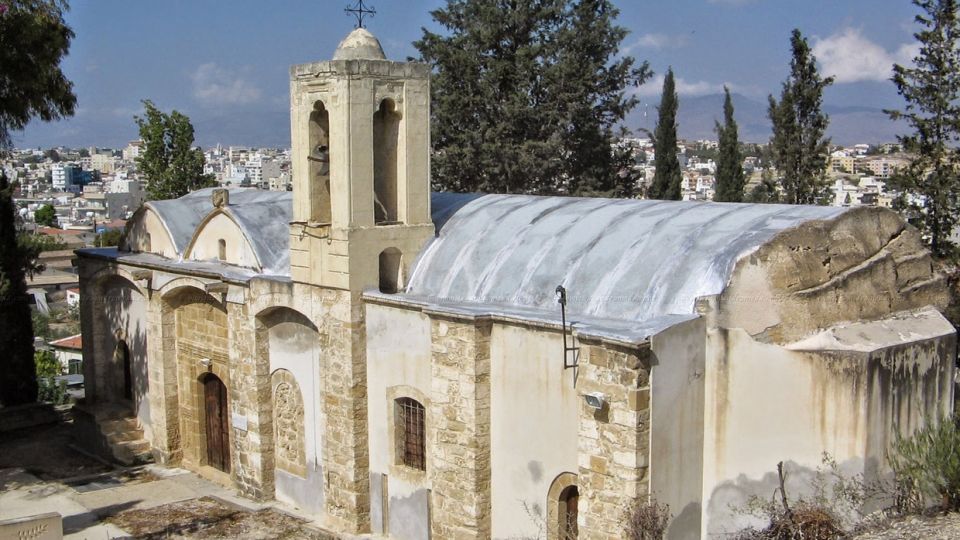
left=888, top=414, right=960, bottom=511
left=624, top=498, right=671, bottom=540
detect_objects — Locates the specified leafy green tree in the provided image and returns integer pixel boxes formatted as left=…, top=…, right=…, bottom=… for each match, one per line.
left=648, top=68, right=682, bottom=200
left=78, top=147, right=89, bottom=158
left=415, top=0, right=650, bottom=196
left=714, top=87, right=746, bottom=202
left=94, top=228, right=123, bottom=247
left=0, top=174, right=39, bottom=405
left=0, top=0, right=76, bottom=150
left=44, top=148, right=60, bottom=162
left=886, top=0, right=960, bottom=258
left=33, top=203, right=56, bottom=227
left=768, top=29, right=834, bottom=205
left=135, top=100, right=216, bottom=200
left=747, top=169, right=781, bottom=203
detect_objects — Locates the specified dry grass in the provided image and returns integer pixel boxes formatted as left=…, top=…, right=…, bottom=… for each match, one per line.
left=106, top=497, right=336, bottom=539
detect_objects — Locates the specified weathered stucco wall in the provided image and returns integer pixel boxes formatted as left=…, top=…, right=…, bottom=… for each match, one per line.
left=263, top=308, right=324, bottom=514
left=701, top=310, right=956, bottom=537
left=649, top=317, right=706, bottom=540
left=79, top=266, right=152, bottom=442
left=187, top=212, right=260, bottom=270
left=122, top=207, right=176, bottom=257
left=365, top=303, right=433, bottom=540
left=489, top=323, right=579, bottom=539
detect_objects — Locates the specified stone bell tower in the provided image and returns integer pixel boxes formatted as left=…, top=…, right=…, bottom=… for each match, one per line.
left=286, top=27, right=434, bottom=533
left=289, top=27, right=434, bottom=293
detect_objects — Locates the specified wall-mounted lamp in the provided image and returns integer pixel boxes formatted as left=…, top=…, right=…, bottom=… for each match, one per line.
left=584, top=392, right=606, bottom=410
left=199, top=358, right=212, bottom=371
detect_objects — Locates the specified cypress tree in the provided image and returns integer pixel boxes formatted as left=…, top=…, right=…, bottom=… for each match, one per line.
left=768, top=29, right=834, bottom=205
left=714, top=87, right=745, bottom=202
left=886, top=0, right=960, bottom=258
left=0, top=173, right=39, bottom=406
left=648, top=68, right=682, bottom=200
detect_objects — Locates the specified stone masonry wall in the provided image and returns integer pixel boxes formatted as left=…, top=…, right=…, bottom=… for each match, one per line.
left=577, top=341, right=652, bottom=538
left=226, top=300, right=274, bottom=500
left=429, top=315, right=492, bottom=539
left=319, top=289, right=370, bottom=533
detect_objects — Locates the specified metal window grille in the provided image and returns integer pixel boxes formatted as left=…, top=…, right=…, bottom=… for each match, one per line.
left=396, top=397, right=425, bottom=471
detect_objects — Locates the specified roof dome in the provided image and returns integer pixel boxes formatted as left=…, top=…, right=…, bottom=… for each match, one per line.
left=333, top=28, right=387, bottom=60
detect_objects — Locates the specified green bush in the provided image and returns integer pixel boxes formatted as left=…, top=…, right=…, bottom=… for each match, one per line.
left=37, top=376, right=68, bottom=405
left=889, top=415, right=960, bottom=511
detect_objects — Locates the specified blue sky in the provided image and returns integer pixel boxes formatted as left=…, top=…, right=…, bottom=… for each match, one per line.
left=15, top=0, right=922, bottom=148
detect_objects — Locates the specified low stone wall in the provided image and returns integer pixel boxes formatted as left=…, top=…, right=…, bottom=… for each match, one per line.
left=0, top=403, right=58, bottom=433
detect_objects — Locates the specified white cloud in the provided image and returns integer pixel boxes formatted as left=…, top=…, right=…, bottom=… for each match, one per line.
left=624, top=33, right=688, bottom=53
left=812, top=27, right=917, bottom=84
left=635, top=73, right=720, bottom=98
left=191, top=63, right=262, bottom=105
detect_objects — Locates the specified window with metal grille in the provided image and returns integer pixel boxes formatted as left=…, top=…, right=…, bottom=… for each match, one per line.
left=395, top=397, right=425, bottom=471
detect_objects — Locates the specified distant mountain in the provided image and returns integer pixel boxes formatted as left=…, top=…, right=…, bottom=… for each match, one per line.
left=626, top=93, right=910, bottom=146
left=17, top=92, right=906, bottom=150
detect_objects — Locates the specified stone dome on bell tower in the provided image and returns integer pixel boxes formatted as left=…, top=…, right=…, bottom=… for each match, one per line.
left=332, top=27, right=387, bottom=60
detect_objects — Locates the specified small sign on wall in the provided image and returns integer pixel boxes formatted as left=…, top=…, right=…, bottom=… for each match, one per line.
left=231, top=413, right=248, bottom=432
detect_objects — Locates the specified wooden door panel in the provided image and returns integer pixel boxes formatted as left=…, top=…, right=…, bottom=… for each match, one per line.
left=204, top=376, right=230, bottom=472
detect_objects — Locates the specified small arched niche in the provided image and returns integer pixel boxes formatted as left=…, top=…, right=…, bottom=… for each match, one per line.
left=378, top=248, right=402, bottom=294
left=373, top=98, right=400, bottom=225
left=217, top=238, right=226, bottom=261
left=309, top=101, right=332, bottom=224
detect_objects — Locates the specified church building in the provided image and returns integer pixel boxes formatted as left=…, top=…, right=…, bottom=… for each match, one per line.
left=76, top=28, right=957, bottom=539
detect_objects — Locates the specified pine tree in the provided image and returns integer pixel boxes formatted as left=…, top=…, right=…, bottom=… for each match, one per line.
left=0, top=174, right=39, bottom=406
left=714, top=87, right=746, bottom=202
left=886, top=0, right=960, bottom=258
left=0, top=0, right=76, bottom=149
left=415, top=0, right=649, bottom=196
left=648, top=68, right=682, bottom=200
left=768, top=29, right=834, bottom=205
left=135, top=100, right=217, bottom=201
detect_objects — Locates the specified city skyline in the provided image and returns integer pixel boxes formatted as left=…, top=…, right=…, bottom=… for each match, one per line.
left=15, top=0, right=921, bottom=148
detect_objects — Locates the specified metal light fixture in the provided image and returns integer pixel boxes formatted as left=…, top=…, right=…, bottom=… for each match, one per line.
left=584, top=392, right=606, bottom=410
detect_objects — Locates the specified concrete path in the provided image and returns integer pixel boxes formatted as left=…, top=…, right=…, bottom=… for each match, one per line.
left=0, top=465, right=264, bottom=539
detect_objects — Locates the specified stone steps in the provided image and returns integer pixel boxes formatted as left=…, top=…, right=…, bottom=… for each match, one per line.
left=97, top=416, right=153, bottom=466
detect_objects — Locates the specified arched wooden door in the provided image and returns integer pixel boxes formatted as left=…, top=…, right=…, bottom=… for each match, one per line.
left=203, top=374, right=230, bottom=473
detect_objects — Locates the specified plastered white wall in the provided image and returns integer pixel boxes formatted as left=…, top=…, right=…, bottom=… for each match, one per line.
left=490, top=323, right=579, bottom=539
left=366, top=303, right=432, bottom=498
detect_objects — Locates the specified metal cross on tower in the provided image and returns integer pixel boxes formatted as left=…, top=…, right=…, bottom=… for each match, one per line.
left=345, top=0, right=376, bottom=28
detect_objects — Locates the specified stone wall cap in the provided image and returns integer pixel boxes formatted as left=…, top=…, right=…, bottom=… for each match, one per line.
left=786, top=306, right=956, bottom=353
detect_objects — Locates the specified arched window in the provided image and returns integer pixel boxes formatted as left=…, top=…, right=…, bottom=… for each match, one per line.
left=395, top=397, right=425, bottom=471
left=373, top=98, right=400, bottom=224
left=218, top=238, right=226, bottom=261
left=379, top=248, right=402, bottom=294
left=144, top=232, right=152, bottom=253
left=309, top=101, right=332, bottom=224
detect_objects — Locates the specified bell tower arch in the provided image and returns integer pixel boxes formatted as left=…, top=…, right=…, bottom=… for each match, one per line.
left=289, top=27, right=434, bottom=291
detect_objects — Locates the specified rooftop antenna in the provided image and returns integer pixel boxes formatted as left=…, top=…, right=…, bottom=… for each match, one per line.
left=555, top=285, right=579, bottom=370
left=345, top=0, right=376, bottom=28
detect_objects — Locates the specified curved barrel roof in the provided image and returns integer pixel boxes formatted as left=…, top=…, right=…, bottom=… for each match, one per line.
left=406, top=193, right=848, bottom=323
left=144, top=188, right=292, bottom=274
left=133, top=188, right=852, bottom=327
